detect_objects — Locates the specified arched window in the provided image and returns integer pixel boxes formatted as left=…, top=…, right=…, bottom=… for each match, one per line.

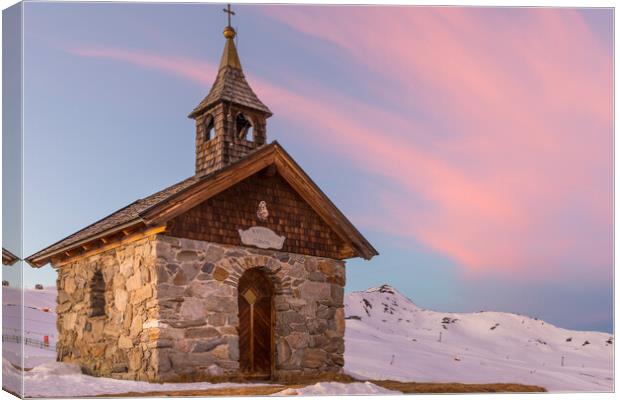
left=203, top=115, right=215, bottom=141
left=89, top=270, right=106, bottom=317
left=235, top=113, right=254, bottom=141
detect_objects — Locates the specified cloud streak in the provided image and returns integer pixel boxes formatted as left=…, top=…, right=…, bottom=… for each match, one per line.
left=67, top=47, right=216, bottom=85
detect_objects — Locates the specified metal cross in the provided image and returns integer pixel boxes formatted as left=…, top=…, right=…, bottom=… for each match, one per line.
left=223, top=3, right=236, bottom=27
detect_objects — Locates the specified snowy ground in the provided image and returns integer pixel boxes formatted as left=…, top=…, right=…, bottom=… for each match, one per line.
left=2, top=287, right=57, bottom=370
left=2, top=359, right=285, bottom=397
left=1, top=284, right=614, bottom=396
left=274, top=382, right=398, bottom=396
left=344, top=285, right=614, bottom=392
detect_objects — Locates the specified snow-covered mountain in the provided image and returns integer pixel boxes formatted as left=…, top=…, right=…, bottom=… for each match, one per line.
left=344, top=284, right=614, bottom=392
left=2, top=284, right=614, bottom=394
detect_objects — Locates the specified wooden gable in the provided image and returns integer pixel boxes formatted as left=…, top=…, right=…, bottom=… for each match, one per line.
left=167, top=167, right=348, bottom=259
left=140, top=142, right=378, bottom=260
left=27, top=142, right=378, bottom=267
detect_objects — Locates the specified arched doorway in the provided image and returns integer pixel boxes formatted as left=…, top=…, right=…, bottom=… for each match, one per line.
left=238, top=268, right=274, bottom=379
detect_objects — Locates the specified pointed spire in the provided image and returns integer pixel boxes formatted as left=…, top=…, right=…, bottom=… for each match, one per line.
left=188, top=5, right=271, bottom=118
left=219, top=4, right=242, bottom=70
left=219, top=26, right=242, bottom=70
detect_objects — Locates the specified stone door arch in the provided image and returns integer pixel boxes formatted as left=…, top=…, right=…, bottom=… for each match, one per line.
left=237, top=268, right=274, bottom=379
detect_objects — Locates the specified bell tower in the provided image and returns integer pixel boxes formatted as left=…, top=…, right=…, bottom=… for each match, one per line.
left=188, top=5, right=272, bottom=177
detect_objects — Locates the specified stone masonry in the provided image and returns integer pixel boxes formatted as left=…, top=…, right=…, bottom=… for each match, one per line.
left=56, top=237, right=159, bottom=381
left=56, top=234, right=346, bottom=383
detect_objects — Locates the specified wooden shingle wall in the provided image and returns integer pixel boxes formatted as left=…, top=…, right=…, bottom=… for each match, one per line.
left=167, top=169, right=346, bottom=259
left=195, top=103, right=267, bottom=176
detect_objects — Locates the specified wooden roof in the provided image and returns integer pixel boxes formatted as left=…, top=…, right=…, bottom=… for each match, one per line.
left=2, top=247, right=19, bottom=266
left=26, top=177, right=198, bottom=266
left=188, top=33, right=271, bottom=118
left=26, top=142, right=378, bottom=267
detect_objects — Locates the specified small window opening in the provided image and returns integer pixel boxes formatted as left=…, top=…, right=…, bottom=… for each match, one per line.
left=204, top=115, right=215, bottom=141
left=236, top=113, right=254, bottom=141
left=90, top=270, right=106, bottom=317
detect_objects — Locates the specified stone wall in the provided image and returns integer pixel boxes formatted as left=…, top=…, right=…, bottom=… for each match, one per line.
left=153, top=235, right=346, bottom=382
left=56, top=237, right=160, bottom=381
left=56, top=234, right=346, bottom=383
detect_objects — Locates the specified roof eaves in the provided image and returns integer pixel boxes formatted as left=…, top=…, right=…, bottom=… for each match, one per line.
left=2, top=248, right=19, bottom=266
left=26, top=218, right=144, bottom=268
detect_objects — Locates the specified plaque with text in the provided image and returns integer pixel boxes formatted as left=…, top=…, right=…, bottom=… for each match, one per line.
left=238, top=226, right=286, bottom=250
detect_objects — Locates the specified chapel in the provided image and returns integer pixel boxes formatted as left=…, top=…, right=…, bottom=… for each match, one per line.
left=27, top=9, right=377, bottom=383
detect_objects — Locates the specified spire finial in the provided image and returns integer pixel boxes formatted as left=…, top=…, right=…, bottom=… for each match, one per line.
left=223, top=4, right=236, bottom=39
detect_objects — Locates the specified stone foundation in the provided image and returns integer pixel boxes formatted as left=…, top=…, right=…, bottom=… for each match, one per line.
left=56, top=234, right=346, bottom=382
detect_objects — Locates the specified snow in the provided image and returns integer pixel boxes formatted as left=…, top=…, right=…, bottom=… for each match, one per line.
left=2, top=284, right=614, bottom=396
left=2, top=357, right=397, bottom=397
left=344, top=284, right=614, bottom=392
left=3, top=286, right=57, bottom=344
left=2, top=358, right=278, bottom=397
left=275, top=381, right=399, bottom=396
left=2, top=355, right=23, bottom=396
left=2, top=342, right=56, bottom=370
left=2, top=286, right=58, bottom=371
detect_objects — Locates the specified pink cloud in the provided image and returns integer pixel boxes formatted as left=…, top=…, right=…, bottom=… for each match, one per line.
left=67, top=46, right=216, bottom=85
left=261, top=6, right=612, bottom=282
left=65, top=7, right=612, bottom=283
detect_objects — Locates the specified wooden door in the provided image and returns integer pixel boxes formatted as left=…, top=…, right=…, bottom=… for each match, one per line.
left=238, top=268, right=273, bottom=379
